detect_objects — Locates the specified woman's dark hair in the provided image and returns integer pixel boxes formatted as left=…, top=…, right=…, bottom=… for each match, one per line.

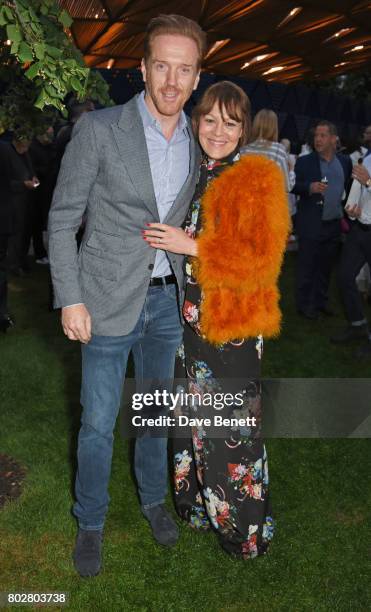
left=192, top=81, right=251, bottom=146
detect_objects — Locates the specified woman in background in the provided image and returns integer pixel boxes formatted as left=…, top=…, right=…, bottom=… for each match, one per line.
left=143, top=82, right=290, bottom=559
left=243, top=108, right=295, bottom=192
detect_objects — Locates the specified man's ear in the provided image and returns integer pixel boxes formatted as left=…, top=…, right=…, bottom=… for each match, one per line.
left=193, top=70, right=201, bottom=91
left=140, top=58, right=147, bottom=83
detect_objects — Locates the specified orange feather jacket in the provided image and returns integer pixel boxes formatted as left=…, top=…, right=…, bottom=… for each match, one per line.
left=193, top=154, right=291, bottom=344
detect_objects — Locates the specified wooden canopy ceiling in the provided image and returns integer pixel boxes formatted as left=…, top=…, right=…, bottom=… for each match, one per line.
left=60, top=0, right=371, bottom=83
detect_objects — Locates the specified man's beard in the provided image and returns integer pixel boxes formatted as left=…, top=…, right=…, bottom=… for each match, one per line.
left=150, top=86, right=185, bottom=117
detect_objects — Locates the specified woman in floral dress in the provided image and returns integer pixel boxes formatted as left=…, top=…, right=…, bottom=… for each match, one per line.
left=143, top=82, right=290, bottom=559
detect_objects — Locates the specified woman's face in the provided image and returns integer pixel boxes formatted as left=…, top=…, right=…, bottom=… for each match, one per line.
left=198, top=102, right=243, bottom=159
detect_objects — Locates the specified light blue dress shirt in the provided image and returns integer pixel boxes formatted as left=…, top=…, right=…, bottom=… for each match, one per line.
left=137, top=91, right=190, bottom=278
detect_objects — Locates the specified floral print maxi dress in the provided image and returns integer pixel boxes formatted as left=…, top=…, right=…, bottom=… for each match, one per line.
left=172, top=151, right=274, bottom=559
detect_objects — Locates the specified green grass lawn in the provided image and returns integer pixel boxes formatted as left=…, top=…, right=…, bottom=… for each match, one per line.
left=0, top=253, right=370, bottom=611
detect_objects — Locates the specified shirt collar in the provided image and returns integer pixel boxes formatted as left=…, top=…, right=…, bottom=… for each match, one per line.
left=137, top=90, right=187, bottom=135
left=319, top=153, right=336, bottom=164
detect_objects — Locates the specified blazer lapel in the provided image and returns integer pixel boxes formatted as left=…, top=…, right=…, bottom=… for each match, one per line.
left=110, top=97, right=159, bottom=220
left=313, top=152, right=322, bottom=180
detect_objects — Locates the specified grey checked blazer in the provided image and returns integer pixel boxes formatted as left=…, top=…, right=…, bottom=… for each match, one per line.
left=48, top=96, right=201, bottom=336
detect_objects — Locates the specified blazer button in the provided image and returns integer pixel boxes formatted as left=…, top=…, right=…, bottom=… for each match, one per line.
left=148, top=263, right=154, bottom=270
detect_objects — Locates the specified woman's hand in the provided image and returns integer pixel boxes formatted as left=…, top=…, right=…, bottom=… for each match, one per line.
left=142, top=223, right=197, bottom=256
left=345, top=203, right=362, bottom=218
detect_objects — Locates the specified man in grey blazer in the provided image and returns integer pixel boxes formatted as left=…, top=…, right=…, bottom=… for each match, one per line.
left=48, top=14, right=206, bottom=576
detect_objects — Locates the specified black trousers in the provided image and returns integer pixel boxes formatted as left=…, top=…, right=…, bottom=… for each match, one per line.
left=338, top=222, right=371, bottom=323
left=296, top=219, right=341, bottom=312
left=24, top=200, right=47, bottom=259
left=7, top=196, right=31, bottom=271
left=0, top=234, right=9, bottom=317
left=27, top=192, right=47, bottom=259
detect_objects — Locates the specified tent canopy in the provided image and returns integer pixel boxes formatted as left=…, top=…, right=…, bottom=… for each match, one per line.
left=61, top=0, right=371, bottom=83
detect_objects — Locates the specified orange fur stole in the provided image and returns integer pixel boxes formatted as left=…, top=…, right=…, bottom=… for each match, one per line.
left=194, top=154, right=291, bottom=344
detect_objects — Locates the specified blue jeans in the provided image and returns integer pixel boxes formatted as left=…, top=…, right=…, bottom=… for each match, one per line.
left=73, top=284, right=183, bottom=530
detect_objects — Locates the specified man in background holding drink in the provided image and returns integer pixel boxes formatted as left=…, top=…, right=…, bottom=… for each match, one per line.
left=293, top=121, right=352, bottom=319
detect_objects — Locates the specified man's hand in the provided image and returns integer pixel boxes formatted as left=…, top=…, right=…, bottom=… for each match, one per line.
left=61, top=304, right=92, bottom=343
left=310, top=181, right=328, bottom=194
left=24, top=176, right=40, bottom=190
left=352, top=164, right=370, bottom=186
left=24, top=179, right=36, bottom=190
left=142, top=223, right=198, bottom=256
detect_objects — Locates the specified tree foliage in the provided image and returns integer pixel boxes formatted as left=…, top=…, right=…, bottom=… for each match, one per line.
left=0, top=0, right=113, bottom=138
left=334, top=71, right=371, bottom=103
left=311, top=70, right=371, bottom=105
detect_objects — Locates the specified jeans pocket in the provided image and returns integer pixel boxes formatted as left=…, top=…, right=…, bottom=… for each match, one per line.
left=164, top=284, right=178, bottom=301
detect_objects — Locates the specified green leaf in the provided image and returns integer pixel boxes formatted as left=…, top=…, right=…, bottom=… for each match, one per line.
left=29, top=20, right=42, bottom=36
left=48, top=5, right=59, bottom=17
left=28, top=6, right=38, bottom=21
left=45, top=83, right=58, bottom=98
left=0, top=8, right=8, bottom=26
left=43, top=66, right=57, bottom=78
left=17, top=0, right=31, bottom=10
left=0, top=6, right=14, bottom=26
left=11, top=41, right=19, bottom=55
left=18, top=41, right=33, bottom=63
left=71, top=77, right=83, bottom=92
left=25, top=62, right=40, bottom=80
left=19, top=8, right=30, bottom=22
left=4, top=6, right=14, bottom=21
left=34, top=43, right=45, bottom=60
left=6, top=24, right=22, bottom=43
left=64, top=59, right=77, bottom=67
left=34, top=90, right=47, bottom=110
left=58, top=9, right=73, bottom=28
left=46, top=45, right=62, bottom=59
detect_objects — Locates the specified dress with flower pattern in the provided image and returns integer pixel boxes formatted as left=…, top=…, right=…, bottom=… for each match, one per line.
left=172, top=150, right=274, bottom=559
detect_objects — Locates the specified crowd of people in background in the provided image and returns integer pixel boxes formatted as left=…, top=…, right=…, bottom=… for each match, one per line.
left=0, top=99, right=95, bottom=330
left=0, top=95, right=371, bottom=356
